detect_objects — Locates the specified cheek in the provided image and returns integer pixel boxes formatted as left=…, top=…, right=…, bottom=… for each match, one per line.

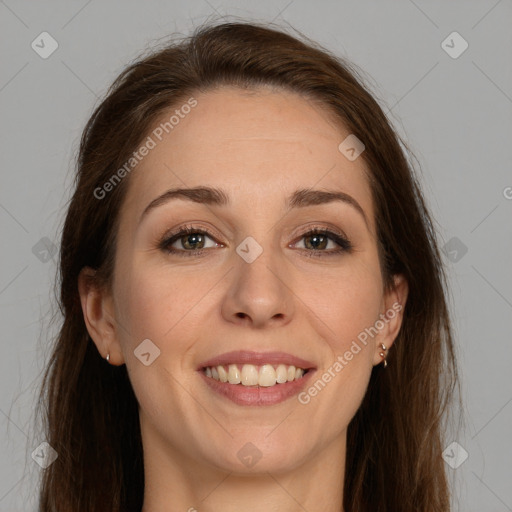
left=296, top=268, right=380, bottom=431
left=302, top=260, right=383, bottom=353
left=114, top=265, right=207, bottom=418
left=114, top=260, right=217, bottom=353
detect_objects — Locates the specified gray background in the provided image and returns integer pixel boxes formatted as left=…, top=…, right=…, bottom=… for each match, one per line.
left=1, top=0, right=511, bottom=510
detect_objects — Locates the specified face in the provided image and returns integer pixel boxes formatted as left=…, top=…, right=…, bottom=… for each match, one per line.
left=81, top=85, right=407, bottom=476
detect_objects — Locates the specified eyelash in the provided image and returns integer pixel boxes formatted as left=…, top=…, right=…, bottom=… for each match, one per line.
left=159, top=224, right=353, bottom=258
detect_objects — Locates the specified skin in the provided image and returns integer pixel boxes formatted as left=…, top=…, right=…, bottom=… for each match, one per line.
left=79, top=85, right=408, bottom=512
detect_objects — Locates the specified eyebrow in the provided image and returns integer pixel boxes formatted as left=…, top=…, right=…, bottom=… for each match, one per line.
left=140, top=186, right=368, bottom=226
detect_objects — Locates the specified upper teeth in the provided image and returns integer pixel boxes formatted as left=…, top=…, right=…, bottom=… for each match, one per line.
left=204, top=364, right=306, bottom=387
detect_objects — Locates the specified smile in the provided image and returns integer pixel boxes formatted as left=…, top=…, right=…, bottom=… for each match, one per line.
left=198, top=350, right=316, bottom=406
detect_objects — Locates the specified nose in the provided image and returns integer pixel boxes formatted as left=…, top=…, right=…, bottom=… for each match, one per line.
left=221, top=248, right=295, bottom=329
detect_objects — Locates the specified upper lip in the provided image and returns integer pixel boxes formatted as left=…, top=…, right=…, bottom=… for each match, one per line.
left=198, top=350, right=316, bottom=370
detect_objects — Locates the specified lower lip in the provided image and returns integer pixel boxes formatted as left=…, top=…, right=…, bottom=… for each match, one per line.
left=198, top=369, right=316, bottom=406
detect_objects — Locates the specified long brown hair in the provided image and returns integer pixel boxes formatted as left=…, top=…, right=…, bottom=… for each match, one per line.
left=36, top=19, right=462, bottom=511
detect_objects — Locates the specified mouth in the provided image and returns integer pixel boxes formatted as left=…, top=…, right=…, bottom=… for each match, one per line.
left=197, top=350, right=316, bottom=406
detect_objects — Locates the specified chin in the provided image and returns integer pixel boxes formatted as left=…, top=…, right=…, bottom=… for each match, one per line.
left=200, top=433, right=311, bottom=475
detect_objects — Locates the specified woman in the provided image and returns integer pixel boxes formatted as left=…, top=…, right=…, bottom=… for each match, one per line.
left=36, top=20, right=461, bottom=511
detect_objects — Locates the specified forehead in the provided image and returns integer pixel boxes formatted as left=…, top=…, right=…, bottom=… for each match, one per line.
left=121, top=85, right=374, bottom=226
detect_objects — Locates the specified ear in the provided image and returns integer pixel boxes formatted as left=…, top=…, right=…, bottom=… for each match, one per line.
left=78, top=267, right=124, bottom=365
left=372, top=273, right=409, bottom=366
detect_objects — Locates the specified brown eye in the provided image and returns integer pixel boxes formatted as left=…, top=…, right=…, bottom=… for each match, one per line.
left=303, top=233, right=330, bottom=250
left=178, top=232, right=207, bottom=250
left=160, top=227, right=220, bottom=255
left=293, top=229, right=352, bottom=255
